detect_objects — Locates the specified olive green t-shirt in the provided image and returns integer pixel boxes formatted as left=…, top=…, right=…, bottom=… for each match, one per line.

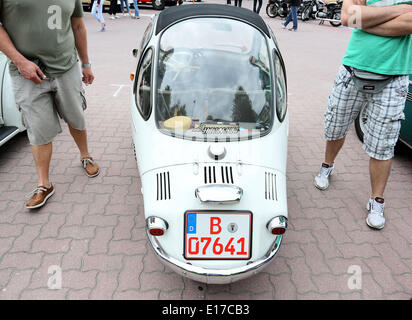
left=0, top=0, right=84, bottom=77
left=342, top=0, right=412, bottom=76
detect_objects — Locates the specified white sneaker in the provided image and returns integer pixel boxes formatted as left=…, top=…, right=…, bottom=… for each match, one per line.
left=281, top=23, right=286, bottom=29
left=314, top=163, right=334, bottom=190
left=366, top=197, right=386, bottom=230
left=109, top=16, right=115, bottom=20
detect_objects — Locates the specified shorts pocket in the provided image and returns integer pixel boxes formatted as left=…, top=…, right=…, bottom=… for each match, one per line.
left=393, top=76, right=409, bottom=104
left=334, top=66, right=351, bottom=87
left=384, top=115, right=403, bottom=150
left=10, top=75, right=27, bottom=105
left=323, top=103, right=337, bottom=139
left=391, top=111, right=405, bottom=122
left=16, top=105, right=29, bottom=129
left=80, top=88, right=87, bottom=111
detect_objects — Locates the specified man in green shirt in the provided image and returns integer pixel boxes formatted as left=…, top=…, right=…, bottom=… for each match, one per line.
left=0, top=0, right=100, bottom=209
left=314, top=0, right=412, bottom=229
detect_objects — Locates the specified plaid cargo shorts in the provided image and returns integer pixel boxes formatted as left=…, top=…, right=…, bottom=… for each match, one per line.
left=324, top=65, right=409, bottom=160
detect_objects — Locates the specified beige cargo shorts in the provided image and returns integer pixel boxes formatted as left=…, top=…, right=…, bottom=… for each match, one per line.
left=10, top=63, right=87, bottom=146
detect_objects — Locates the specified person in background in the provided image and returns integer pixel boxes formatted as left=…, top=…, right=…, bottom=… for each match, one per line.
left=120, top=0, right=131, bottom=16
left=281, top=0, right=302, bottom=31
left=234, top=0, right=242, bottom=7
left=253, top=0, right=263, bottom=13
left=227, top=0, right=232, bottom=4
left=108, top=0, right=120, bottom=20
left=132, top=0, right=140, bottom=19
left=91, top=0, right=106, bottom=31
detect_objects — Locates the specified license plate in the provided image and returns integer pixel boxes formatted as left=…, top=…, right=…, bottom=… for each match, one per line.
left=184, top=211, right=252, bottom=260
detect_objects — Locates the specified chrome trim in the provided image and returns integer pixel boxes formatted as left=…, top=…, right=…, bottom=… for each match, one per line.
left=266, top=216, right=288, bottom=233
left=195, top=184, right=243, bottom=204
left=207, top=144, right=227, bottom=160
left=0, top=127, right=20, bottom=147
left=315, top=12, right=341, bottom=24
left=398, top=137, right=412, bottom=149
left=146, top=216, right=168, bottom=233
left=146, top=230, right=283, bottom=284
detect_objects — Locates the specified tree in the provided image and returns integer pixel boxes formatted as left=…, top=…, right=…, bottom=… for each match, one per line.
left=232, top=86, right=257, bottom=123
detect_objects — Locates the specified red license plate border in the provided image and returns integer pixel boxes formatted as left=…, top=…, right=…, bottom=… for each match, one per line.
left=183, top=210, right=253, bottom=260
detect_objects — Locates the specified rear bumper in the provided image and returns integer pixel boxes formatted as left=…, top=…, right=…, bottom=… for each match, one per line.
left=147, top=230, right=283, bottom=284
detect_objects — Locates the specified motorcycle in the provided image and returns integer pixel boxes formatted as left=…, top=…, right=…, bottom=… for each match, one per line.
left=266, top=0, right=289, bottom=18
left=300, top=0, right=321, bottom=21
left=315, top=0, right=342, bottom=27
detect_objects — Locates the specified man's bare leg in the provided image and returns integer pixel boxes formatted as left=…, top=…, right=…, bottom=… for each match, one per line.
left=26, top=142, right=55, bottom=209
left=369, top=157, right=392, bottom=199
left=68, top=125, right=90, bottom=159
left=315, top=137, right=346, bottom=190
left=325, top=137, right=346, bottom=165
left=68, top=125, right=99, bottom=177
left=365, top=157, right=391, bottom=229
left=32, top=143, right=52, bottom=188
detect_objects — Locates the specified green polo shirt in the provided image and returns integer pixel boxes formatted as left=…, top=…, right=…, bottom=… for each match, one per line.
left=0, top=0, right=84, bottom=77
left=342, top=0, right=412, bottom=75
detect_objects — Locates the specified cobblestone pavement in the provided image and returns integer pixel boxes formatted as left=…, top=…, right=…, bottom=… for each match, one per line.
left=0, top=0, right=411, bottom=300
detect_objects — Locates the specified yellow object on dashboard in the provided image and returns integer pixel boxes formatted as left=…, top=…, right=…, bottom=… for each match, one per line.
left=164, top=116, right=192, bottom=131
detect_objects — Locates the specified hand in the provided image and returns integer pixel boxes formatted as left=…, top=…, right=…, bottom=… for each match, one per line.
left=16, top=59, right=46, bottom=84
left=82, top=67, right=94, bottom=85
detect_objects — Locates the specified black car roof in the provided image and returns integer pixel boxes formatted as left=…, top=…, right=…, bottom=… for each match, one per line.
left=155, top=4, right=271, bottom=37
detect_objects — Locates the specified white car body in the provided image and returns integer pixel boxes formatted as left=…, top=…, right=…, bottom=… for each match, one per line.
left=130, top=4, right=289, bottom=284
left=0, top=52, right=25, bottom=147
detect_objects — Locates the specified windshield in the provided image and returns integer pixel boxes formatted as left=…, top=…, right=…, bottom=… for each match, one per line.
left=155, top=18, right=273, bottom=141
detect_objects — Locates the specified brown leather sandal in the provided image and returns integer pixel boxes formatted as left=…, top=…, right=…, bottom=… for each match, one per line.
left=81, top=157, right=100, bottom=178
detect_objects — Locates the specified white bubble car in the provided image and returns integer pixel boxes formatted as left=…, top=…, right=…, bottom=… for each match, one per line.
left=130, top=4, right=289, bottom=284
left=0, top=52, right=25, bottom=147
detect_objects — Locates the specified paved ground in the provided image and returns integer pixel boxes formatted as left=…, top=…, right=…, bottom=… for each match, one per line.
left=0, top=0, right=411, bottom=300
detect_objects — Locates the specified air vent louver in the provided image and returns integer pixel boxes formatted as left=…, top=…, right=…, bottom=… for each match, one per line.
left=203, top=166, right=234, bottom=184
left=265, top=172, right=277, bottom=201
left=156, top=172, right=171, bottom=200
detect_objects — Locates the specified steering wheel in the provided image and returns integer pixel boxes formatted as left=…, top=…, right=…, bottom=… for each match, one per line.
left=162, top=48, right=200, bottom=81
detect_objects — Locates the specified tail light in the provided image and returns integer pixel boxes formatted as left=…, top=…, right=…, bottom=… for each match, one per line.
left=149, top=228, right=164, bottom=236
left=271, top=227, right=286, bottom=235
left=146, top=216, right=168, bottom=236
left=267, top=216, right=287, bottom=235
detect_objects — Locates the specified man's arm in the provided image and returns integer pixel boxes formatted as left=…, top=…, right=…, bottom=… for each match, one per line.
left=341, top=0, right=412, bottom=29
left=71, top=17, right=94, bottom=85
left=0, top=26, right=45, bottom=83
left=364, top=12, right=412, bottom=36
